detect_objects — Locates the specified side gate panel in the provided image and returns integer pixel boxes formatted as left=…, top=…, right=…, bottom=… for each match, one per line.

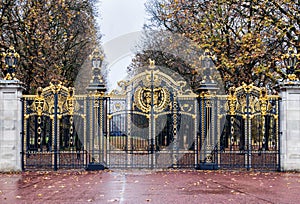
left=22, top=83, right=88, bottom=170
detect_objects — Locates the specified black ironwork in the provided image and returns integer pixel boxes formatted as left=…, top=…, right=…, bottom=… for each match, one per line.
left=22, top=81, right=88, bottom=170
left=21, top=83, right=280, bottom=171
left=106, top=62, right=197, bottom=169
left=21, top=53, right=280, bottom=171
left=197, top=84, right=280, bottom=171
left=21, top=97, right=25, bottom=171
left=53, top=90, right=58, bottom=170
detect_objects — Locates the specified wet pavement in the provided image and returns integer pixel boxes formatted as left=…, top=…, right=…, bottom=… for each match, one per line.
left=0, top=169, right=299, bottom=204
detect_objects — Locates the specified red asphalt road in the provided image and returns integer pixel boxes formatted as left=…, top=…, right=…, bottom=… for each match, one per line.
left=0, top=169, right=299, bottom=204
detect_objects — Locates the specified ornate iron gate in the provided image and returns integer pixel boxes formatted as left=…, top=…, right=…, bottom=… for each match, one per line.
left=21, top=69, right=280, bottom=171
left=22, top=81, right=89, bottom=170
left=198, top=84, right=280, bottom=171
left=106, top=65, right=198, bottom=168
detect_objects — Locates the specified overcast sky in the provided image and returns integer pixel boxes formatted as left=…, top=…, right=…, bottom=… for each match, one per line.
left=99, top=0, right=147, bottom=43
left=98, top=0, right=147, bottom=90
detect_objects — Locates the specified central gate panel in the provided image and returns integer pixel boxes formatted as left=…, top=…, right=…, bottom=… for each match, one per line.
left=107, top=66, right=198, bottom=168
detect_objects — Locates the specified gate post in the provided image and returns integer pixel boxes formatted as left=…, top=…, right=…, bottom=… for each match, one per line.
left=0, top=80, right=24, bottom=172
left=280, top=81, right=300, bottom=171
left=85, top=48, right=107, bottom=170
left=196, top=82, right=219, bottom=170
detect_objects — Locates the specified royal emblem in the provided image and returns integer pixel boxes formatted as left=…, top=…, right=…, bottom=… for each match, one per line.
left=134, top=87, right=170, bottom=113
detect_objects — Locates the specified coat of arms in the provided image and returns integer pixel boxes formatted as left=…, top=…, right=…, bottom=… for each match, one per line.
left=134, top=87, right=170, bottom=113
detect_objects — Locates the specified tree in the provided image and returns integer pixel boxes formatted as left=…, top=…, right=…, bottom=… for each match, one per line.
left=0, top=0, right=101, bottom=93
left=128, top=30, right=220, bottom=92
left=132, top=0, right=300, bottom=91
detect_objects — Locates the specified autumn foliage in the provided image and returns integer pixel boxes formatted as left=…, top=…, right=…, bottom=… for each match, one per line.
left=131, top=0, right=300, bottom=92
left=0, top=0, right=100, bottom=93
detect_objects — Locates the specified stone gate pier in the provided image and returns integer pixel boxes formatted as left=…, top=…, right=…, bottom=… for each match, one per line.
left=0, top=80, right=24, bottom=172
left=280, top=81, right=300, bottom=171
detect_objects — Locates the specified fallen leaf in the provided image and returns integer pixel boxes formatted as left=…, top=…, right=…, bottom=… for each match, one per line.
left=107, top=198, right=119, bottom=202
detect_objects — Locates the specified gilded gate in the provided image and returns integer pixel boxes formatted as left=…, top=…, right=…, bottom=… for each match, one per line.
left=22, top=81, right=88, bottom=170
left=21, top=66, right=280, bottom=171
left=106, top=64, right=198, bottom=168
left=198, top=83, right=280, bottom=171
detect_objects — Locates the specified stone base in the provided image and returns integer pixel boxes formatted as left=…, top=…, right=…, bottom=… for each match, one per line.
left=0, top=80, right=24, bottom=172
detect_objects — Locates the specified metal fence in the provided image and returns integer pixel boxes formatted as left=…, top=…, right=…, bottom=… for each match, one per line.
left=21, top=71, right=280, bottom=171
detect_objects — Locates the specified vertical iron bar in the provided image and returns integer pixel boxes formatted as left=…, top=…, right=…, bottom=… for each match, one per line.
left=278, top=98, right=281, bottom=171
left=106, top=97, right=110, bottom=167
left=92, top=96, right=95, bottom=162
left=54, top=92, right=58, bottom=171
left=213, top=96, right=217, bottom=165
left=198, top=96, right=203, bottom=166
left=246, top=92, right=251, bottom=171
left=85, top=95, right=89, bottom=163
left=21, top=98, right=25, bottom=171
left=98, top=97, right=100, bottom=163
left=34, top=116, right=38, bottom=150
left=101, top=98, right=105, bottom=163
left=150, top=70, right=154, bottom=169
left=195, top=97, right=200, bottom=168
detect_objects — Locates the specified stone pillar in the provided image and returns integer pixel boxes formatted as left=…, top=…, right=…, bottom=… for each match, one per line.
left=0, top=80, right=24, bottom=172
left=280, top=82, right=300, bottom=171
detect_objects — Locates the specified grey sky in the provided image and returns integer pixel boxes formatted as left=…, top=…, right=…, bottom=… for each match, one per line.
left=99, top=0, right=147, bottom=43
left=98, top=0, right=147, bottom=90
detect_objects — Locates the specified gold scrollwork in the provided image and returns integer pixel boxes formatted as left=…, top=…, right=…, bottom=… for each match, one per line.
left=241, top=82, right=254, bottom=93
left=33, top=87, right=45, bottom=116
left=134, top=87, right=170, bottom=113
left=49, top=80, right=63, bottom=94
left=259, top=87, right=269, bottom=116
left=287, top=73, right=298, bottom=81
left=66, top=87, right=75, bottom=116
left=227, top=87, right=237, bottom=115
